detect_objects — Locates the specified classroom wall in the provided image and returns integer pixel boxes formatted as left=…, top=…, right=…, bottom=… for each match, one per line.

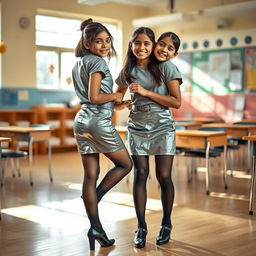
left=1, top=0, right=255, bottom=88
left=172, top=93, right=256, bottom=122
left=0, top=0, right=256, bottom=121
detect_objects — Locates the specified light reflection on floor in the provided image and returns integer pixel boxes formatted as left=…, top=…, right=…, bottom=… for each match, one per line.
left=190, top=168, right=251, bottom=180
left=210, top=192, right=248, bottom=201
left=1, top=191, right=169, bottom=229
left=1, top=204, right=89, bottom=232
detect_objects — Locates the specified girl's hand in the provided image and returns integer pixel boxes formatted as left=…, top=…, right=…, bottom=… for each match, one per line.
left=123, top=100, right=132, bottom=110
left=114, top=100, right=132, bottom=110
left=114, top=92, right=123, bottom=104
left=129, top=83, right=148, bottom=97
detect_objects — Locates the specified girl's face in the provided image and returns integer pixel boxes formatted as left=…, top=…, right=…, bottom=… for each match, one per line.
left=84, top=31, right=111, bottom=58
left=154, top=36, right=177, bottom=62
left=131, top=33, right=153, bottom=62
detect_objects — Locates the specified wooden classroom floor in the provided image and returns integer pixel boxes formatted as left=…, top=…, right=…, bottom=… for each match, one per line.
left=0, top=150, right=255, bottom=256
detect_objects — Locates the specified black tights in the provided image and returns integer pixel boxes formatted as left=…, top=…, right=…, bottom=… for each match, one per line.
left=81, top=148, right=132, bottom=231
left=132, top=155, right=174, bottom=229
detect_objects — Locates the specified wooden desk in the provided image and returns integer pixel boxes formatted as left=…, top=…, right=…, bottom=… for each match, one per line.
left=202, top=123, right=256, bottom=138
left=203, top=123, right=256, bottom=168
left=243, top=135, right=256, bottom=215
left=176, top=117, right=224, bottom=124
left=176, top=130, right=228, bottom=194
left=0, top=126, right=53, bottom=186
left=176, top=122, right=201, bottom=130
left=0, top=137, right=12, bottom=220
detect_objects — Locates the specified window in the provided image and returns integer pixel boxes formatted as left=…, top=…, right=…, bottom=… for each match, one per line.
left=35, top=15, right=120, bottom=90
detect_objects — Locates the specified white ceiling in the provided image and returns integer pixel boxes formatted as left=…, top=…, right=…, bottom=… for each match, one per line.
left=132, top=1, right=256, bottom=27
left=77, top=0, right=256, bottom=27
left=77, top=0, right=168, bottom=7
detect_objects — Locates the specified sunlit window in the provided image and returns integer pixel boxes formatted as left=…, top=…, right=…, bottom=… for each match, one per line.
left=61, top=52, right=78, bottom=90
left=36, top=15, right=81, bottom=49
left=35, top=15, right=119, bottom=90
left=36, top=50, right=59, bottom=89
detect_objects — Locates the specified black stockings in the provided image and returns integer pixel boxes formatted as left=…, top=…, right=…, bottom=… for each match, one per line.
left=81, top=148, right=132, bottom=230
left=132, top=155, right=149, bottom=229
left=132, top=155, right=174, bottom=229
left=155, top=155, right=174, bottom=228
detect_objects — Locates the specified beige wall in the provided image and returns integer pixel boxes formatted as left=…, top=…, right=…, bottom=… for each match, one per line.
left=0, top=0, right=255, bottom=88
left=0, top=0, right=148, bottom=88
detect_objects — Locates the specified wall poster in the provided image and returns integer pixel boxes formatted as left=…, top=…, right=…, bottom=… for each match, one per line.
left=244, top=47, right=256, bottom=90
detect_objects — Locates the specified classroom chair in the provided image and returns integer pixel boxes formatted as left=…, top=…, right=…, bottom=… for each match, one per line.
left=0, top=149, right=28, bottom=187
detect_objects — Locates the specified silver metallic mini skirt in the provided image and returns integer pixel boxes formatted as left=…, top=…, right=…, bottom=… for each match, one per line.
left=128, top=103, right=176, bottom=155
left=74, top=103, right=125, bottom=154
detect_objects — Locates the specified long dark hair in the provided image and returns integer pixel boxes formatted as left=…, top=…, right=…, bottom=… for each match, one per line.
left=123, top=27, right=161, bottom=85
left=75, top=18, right=116, bottom=59
left=157, top=32, right=180, bottom=53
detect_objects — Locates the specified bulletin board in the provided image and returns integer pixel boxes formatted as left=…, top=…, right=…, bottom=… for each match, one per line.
left=191, top=48, right=244, bottom=94
left=172, top=52, right=192, bottom=93
left=244, top=47, right=256, bottom=90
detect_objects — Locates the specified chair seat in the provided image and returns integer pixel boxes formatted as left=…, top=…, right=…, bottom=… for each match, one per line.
left=181, top=149, right=221, bottom=158
left=228, top=138, right=247, bottom=145
left=1, top=149, right=28, bottom=158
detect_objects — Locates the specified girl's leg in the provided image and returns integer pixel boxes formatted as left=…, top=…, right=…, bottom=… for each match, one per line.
left=81, top=153, right=116, bottom=250
left=81, top=153, right=102, bottom=231
left=132, top=155, right=149, bottom=229
left=96, top=148, right=132, bottom=202
left=155, top=155, right=174, bottom=228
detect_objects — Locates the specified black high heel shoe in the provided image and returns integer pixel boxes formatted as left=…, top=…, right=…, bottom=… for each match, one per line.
left=87, top=228, right=115, bottom=251
left=134, top=227, right=147, bottom=248
left=156, top=225, right=172, bottom=245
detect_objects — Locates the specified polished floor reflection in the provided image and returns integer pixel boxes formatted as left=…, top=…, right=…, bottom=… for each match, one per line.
left=0, top=152, right=255, bottom=256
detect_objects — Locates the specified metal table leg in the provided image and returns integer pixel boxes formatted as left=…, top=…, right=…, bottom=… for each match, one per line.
left=249, top=142, right=256, bottom=215
left=206, top=141, right=210, bottom=195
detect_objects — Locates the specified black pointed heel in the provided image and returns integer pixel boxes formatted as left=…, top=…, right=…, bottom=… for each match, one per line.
left=156, top=225, right=172, bottom=245
left=134, top=227, right=147, bottom=248
left=88, top=233, right=95, bottom=251
left=87, top=228, right=115, bottom=251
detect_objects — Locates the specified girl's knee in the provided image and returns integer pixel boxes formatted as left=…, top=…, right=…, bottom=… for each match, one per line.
left=126, top=159, right=133, bottom=172
left=118, top=159, right=133, bottom=173
left=134, top=167, right=149, bottom=180
left=157, top=174, right=172, bottom=185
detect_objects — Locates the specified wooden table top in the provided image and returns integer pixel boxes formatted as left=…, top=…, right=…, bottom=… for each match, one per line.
left=0, top=126, right=51, bottom=133
left=175, top=117, right=224, bottom=124
left=175, top=122, right=201, bottom=129
left=203, top=123, right=256, bottom=129
left=176, top=130, right=227, bottom=137
left=243, top=135, right=256, bottom=141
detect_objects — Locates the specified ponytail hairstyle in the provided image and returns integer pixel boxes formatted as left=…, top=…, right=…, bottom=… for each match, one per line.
left=75, top=18, right=116, bottom=60
left=123, top=27, right=162, bottom=85
left=157, top=32, right=180, bottom=54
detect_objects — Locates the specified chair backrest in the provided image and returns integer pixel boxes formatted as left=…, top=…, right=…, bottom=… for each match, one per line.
left=31, top=124, right=51, bottom=129
left=233, top=122, right=256, bottom=125
left=199, top=127, right=227, bottom=132
left=175, top=125, right=186, bottom=130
